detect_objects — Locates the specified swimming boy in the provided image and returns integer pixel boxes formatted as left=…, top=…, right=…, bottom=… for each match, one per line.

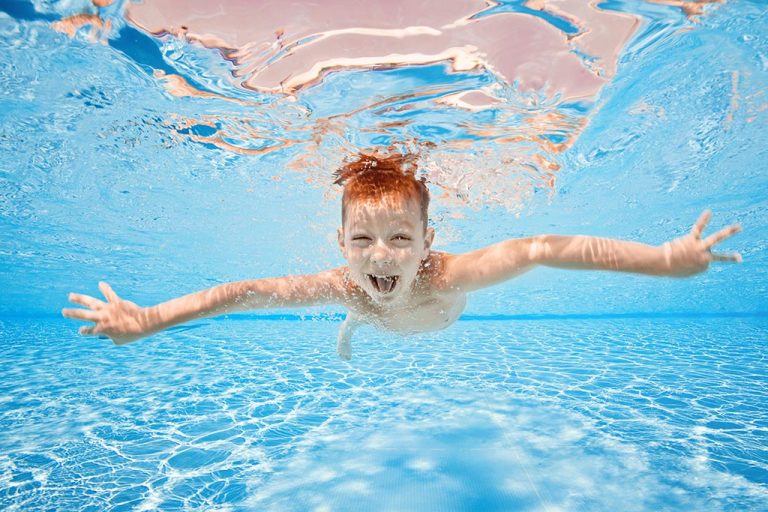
left=62, top=153, right=742, bottom=360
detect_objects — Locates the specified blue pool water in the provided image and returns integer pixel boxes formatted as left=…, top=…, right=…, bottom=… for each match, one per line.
left=2, top=317, right=767, bottom=510
left=1, top=0, right=767, bottom=510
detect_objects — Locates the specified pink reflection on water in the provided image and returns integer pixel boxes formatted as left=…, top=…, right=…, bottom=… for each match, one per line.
left=58, top=0, right=731, bottom=212
left=52, top=13, right=111, bottom=44
left=121, top=0, right=645, bottom=210
left=648, top=0, right=724, bottom=19
left=126, top=0, right=639, bottom=100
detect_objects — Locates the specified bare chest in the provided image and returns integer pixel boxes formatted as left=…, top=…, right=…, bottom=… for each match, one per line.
left=351, top=292, right=467, bottom=334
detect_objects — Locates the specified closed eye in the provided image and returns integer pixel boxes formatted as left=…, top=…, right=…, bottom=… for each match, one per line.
left=351, top=236, right=372, bottom=246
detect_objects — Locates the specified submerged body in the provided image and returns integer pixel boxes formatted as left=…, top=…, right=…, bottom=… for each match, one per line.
left=62, top=153, right=742, bottom=359
left=335, top=251, right=466, bottom=359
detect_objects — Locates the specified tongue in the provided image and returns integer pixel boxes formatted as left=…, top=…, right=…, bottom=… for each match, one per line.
left=375, top=276, right=394, bottom=293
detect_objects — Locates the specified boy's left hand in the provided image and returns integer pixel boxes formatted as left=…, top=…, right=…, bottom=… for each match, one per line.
left=663, top=210, right=742, bottom=277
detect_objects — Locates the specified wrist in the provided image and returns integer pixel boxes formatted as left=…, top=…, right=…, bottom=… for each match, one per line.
left=139, top=305, right=162, bottom=334
left=656, top=242, right=690, bottom=277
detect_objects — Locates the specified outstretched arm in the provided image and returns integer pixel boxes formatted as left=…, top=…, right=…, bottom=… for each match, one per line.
left=443, top=210, right=741, bottom=292
left=62, top=269, right=347, bottom=345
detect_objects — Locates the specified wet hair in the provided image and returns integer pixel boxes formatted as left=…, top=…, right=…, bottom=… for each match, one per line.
left=334, top=152, right=430, bottom=231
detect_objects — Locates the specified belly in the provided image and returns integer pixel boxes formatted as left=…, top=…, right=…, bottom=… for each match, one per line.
left=378, top=294, right=467, bottom=334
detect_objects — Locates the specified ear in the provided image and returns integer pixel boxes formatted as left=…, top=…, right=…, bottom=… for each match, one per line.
left=337, top=227, right=347, bottom=256
left=424, top=227, right=435, bottom=252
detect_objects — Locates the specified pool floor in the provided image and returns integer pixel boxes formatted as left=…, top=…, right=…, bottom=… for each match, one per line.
left=1, top=316, right=766, bottom=511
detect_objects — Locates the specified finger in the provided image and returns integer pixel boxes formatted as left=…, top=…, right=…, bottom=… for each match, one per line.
left=67, top=292, right=105, bottom=309
left=711, top=252, right=742, bottom=263
left=704, top=224, right=741, bottom=248
left=691, top=209, right=711, bottom=239
left=62, top=308, right=101, bottom=321
left=79, top=325, right=99, bottom=336
left=99, top=281, right=118, bottom=303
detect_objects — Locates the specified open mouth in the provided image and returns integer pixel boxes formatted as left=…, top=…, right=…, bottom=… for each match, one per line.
left=367, top=274, right=399, bottom=294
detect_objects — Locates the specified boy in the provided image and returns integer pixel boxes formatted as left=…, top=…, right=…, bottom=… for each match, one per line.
left=63, top=153, right=742, bottom=360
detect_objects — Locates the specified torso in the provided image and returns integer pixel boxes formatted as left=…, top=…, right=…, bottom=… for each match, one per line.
left=340, top=252, right=466, bottom=334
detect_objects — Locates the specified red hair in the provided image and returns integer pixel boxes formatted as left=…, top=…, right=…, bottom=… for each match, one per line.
left=334, top=152, right=430, bottom=231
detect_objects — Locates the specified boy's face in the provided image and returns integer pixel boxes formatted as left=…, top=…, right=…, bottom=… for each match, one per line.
left=338, top=196, right=434, bottom=305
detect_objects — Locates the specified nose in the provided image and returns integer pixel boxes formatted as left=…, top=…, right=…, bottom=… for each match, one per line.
left=370, top=239, right=393, bottom=265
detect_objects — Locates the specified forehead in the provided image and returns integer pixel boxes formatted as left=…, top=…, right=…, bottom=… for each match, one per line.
left=344, top=196, right=422, bottom=228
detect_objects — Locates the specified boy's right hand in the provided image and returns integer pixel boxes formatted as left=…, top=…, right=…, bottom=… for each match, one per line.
left=62, top=281, right=149, bottom=345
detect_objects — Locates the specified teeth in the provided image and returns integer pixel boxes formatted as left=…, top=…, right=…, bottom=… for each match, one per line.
left=368, top=274, right=398, bottom=294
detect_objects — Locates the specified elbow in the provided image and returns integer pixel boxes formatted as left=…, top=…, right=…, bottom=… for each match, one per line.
left=227, top=280, right=268, bottom=309
left=526, top=235, right=550, bottom=265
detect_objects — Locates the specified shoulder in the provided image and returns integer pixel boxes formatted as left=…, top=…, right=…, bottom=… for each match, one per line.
left=315, top=266, right=350, bottom=290
left=419, top=251, right=460, bottom=292
left=319, top=267, right=370, bottom=305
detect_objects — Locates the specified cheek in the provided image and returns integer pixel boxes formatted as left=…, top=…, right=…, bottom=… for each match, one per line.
left=395, top=248, right=422, bottom=267
left=345, top=248, right=367, bottom=266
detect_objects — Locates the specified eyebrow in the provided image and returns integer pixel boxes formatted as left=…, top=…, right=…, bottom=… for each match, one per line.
left=346, top=211, right=420, bottom=231
left=394, top=221, right=415, bottom=228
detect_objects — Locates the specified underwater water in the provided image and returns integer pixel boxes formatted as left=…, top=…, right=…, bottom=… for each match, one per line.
left=1, top=0, right=767, bottom=510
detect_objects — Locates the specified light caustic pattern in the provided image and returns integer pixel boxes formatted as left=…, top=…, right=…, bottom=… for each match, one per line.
left=1, top=318, right=766, bottom=510
left=46, top=0, right=723, bottom=213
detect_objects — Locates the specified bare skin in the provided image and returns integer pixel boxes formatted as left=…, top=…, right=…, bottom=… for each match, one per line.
left=63, top=206, right=741, bottom=358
